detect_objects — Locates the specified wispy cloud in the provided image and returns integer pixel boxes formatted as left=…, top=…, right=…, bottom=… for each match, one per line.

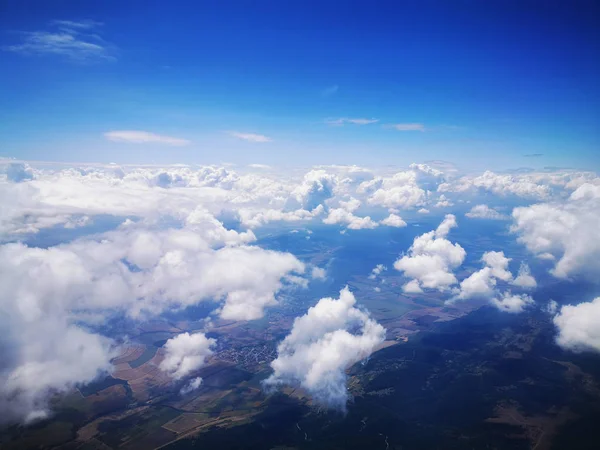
left=230, top=132, right=272, bottom=143
left=248, top=163, right=272, bottom=169
left=524, top=153, right=544, bottom=158
left=104, top=130, right=191, bottom=146
left=325, top=118, right=379, bottom=126
left=387, top=123, right=426, bottom=132
left=321, top=85, right=339, bottom=97
left=3, top=20, right=115, bottom=62
left=51, top=20, right=104, bottom=30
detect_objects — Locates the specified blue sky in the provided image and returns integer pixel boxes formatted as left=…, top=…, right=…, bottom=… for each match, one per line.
left=1, top=0, right=599, bottom=170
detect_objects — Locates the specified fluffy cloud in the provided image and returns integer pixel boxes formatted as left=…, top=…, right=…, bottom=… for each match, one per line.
left=160, top=332, right=216, bottom=380
left=491, top=292, right=534, bottom=314
left=450, top=249, right=537, bottom=313
left=368, top=264, right=387, bottom=280
left=511, top=183, right=600, bottom=280
left=452, top=251, right=536, bottom=313
left=380, top=213, right=407, bottom=227
left=455, top=251, right=512, bottom=300
left=105, top=130, right=190, bottom=146
left=321, top=197, right=377, bottom=230
left=323, top=209, right=378, bottom=230
left=394, top=215, right=466, bottom=292
left=554, top=298, right=600, bottom=353
left=0, top=206, right=305, bottom=422
left=264, top=288, right=385, bottom=410
left=0, top=319, right=115, bottom=424
left=2, top=162, right=35, bottom=182
left=311, top=267, right=327, bottom=280
left=362, top=163, right=445, bottom=211
left=511, top=263, right=537, bottom=288
left=439, top=171, right=552, bottom=199
left=180, top=377, right=203, bottom=395
left=291, top=169, right=337, bottom=210
left=465, top=204, right=508, bottom=220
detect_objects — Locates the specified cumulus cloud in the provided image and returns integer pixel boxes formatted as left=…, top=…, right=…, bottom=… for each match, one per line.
left=394, top=215, right=466, bottom=292
left=104, top=130, right=190, bottom=146
left=553, top=298, right=600, bottom=353
left=465, top=204, right=508, bottom=220
left=323, top=208, right=378, bottom=230
left=2, top=162, right=35, bottom=182
left=491, top=292, right=534, bottom=314
left=264, top=287, right=385, bottom=409
left=380, top=213, right=407, bottom=227
left=0, top=318, right=115, bottom=424
left=454, top=251, right=513, bottom=301
left=511, top=183, right=600, bottom=280
left=160, top=332, right=216, bottom=380
left=511, top=263, right=537, bottom=288
left=368, top=264, right=387, bottom=280
left=451, top=251, right=536, bottom=313
left=311, top=267, right=327, bottom=280
left=362, top=164, right=444, bottom=211
left=230, top=132, right=272, bottom=143
left=0, top=205, right=305, bottom=422
left=438, top=171, right=552, bottom=199
left=180, top=377, right=203, bottom=395
left=291, top=169, right=338, bottom=211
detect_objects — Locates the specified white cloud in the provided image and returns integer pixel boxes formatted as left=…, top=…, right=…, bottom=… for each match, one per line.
left=554, top=298, right=600, bottom=353
left=511, top=183, right=600, bottom=280
left=323, top=208, right=378, bottom=230
left=230, top=132, right=272, bottom=143
left=545, top=300, right=558, bottom=315
left=380, top=213, right=407, bottom=227
left=362, top=164, right=444, bottom=211
left=4, top=20, right=114, bottom=62
left=325, top=118, right=379, bottom=126
left=264, top=287, right=385, bottom=409
left=2, top=162, right=35, bottom=182
left=311, top=267, right=327, bottom=280
left=180, top=377, right=203, bottom=395
left=511, top=263, right=537, bottom=289
left=465, top=204, right=508, bottom=220
left=368, top=264, right=387, bottom=280
left=160, top=332, right=216, bottom=380
left=0, top=318, right=116, bottom=424
left=0, top=203, right=306, bottom=422
left=491, top=292, right=534, bottom=314
left=452, top=252, right=537, bottom=313
left=104, top=130, right=190, bottom=146
left=291, top=169, right=338, bottom=210
left=418, top=208, right=430, bottom=214
left=439, top=171, right=553, bottom=199
left=394, top=215, right=466, bottom=292
left=435, top=194, right=454, bottom=208
left=388, top=123, right=425, bottom=131
left=454, top=251, right=512, bottom=300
